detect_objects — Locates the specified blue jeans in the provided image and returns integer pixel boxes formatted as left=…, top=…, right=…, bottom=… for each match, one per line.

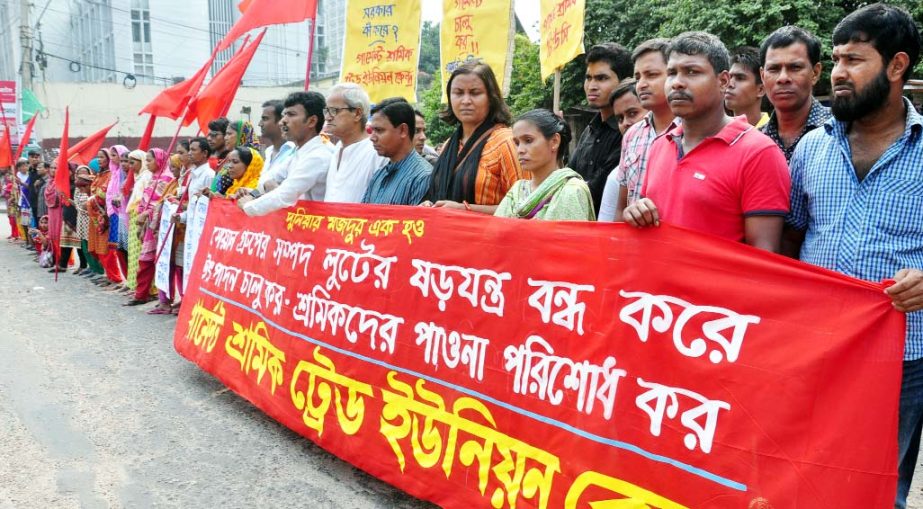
left=896, top=358, right=923, bottom=508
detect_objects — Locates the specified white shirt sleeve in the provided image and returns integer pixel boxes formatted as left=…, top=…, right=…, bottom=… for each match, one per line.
left=243, top=143, right=331, bottom=217
left=597, top=171, right=621, bottom=222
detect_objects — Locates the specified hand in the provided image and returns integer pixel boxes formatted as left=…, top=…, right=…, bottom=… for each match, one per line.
left=200, top=188, right=212, bottom=198
left=419, top=200, right=433, bottom=207
left=170, top=213, right=181, bottom=225
left=237, top=195, right=253, bottom=209
left=232, top=188, right=252, bottom=200
left=111, top=198, right=121, bottom=207
left=622, top=198, right=660, bottom=227
left=432, top=200, right=466, bottom=210
left=886, top=269, right=923, bottom=313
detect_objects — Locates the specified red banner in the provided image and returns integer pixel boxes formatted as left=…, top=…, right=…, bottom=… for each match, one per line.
left=174, top=200, right=904, bottom=508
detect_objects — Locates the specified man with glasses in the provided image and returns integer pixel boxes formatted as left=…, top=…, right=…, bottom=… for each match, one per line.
left=206, top=117, right=230, bottom=170
left=322, top=83, right=388, bottom=203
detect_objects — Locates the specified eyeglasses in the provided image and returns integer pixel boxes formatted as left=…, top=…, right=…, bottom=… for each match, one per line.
left=323, top=106, right=356, bottom=117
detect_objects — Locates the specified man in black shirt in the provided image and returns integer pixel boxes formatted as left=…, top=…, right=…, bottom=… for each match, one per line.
left=569, top=43, right=633, bottom=213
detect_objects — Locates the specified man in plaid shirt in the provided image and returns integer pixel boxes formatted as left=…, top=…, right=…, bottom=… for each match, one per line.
left=783, top=5, right=923, bottom=507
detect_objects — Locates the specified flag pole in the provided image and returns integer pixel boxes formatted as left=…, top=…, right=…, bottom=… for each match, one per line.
left=553, top=70, right=562, bottom=113
left=304, top=17, right=315, bottom=90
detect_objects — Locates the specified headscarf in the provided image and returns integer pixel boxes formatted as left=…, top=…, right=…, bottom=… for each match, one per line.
left=75, top=165, right=95, bottom=186
left=121, top=149, right=148, bottom=198
left=138, top=148, right=174, bottom=216
left=230, top=120, right=260, bottom=150
left=88, top=159, right=100, bottom=174
left=108, top=145, right=128, bottom=174
left=225, top=148, right=264, bottom=196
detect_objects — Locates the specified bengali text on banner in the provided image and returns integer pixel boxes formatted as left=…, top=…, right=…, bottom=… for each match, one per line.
left=175, top=199, right=904, bottom=508
left=340, top=0, right=422, bottom=103
left=440, top=0, right=515, bottom=99
left=540, top=0, right=585, bottom=81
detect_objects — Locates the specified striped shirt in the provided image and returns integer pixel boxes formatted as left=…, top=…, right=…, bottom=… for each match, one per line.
left=615, top=112, right=678, bottom=207
left=472, top=127, right=525, bottom=205
left=362, top=151, right=433, bottom=206
left=788, top=98, right=923, bottom=359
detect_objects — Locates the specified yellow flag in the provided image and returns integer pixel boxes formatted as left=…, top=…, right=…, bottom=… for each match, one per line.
left=440, top=0, right=515, bottom=100
left=540, top=0, right=586, bottom=81
left=340, top=0, right=423, bottom=103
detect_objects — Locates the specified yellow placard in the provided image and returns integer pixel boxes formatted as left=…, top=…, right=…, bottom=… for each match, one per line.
left=540, top=0, right=586, bottom=81
left=340, top=0, right=422, bottom=103
left=440, top=0, right=515, bottom=100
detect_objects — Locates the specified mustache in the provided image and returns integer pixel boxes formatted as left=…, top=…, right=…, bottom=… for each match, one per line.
left=668, top=91, right=693, bottom=102
left=833, top=80, right=855, bottom=91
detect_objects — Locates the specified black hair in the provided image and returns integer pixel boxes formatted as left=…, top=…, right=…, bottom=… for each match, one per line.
left=515, top=109, right=572, bottom=165
left=27, top=149, right=40, bottom=157
left=586, top=43, right=633, bottom=81
left=371, top=97, right=416, bottom=134
left=232, top=147, right=253, bottom=167
left=207, top=117, right=229, bottom=134
left=190, top=136, right=212, bottom=156
left=730, top=46, right=762, bottom=84
left=609, top=78, right=639, bottom=106
left=15, top=160, right=28, bottom=170
left=833, top=3, right=921, bottom=82
left=262, top=99, right=284, bottom=122
left=667, top=31, right=730, bottom=74
left=632, top=38, right=671, bottom=65
left=440, top=59, right=512, bottom=126
left=283, top=90, right=327, bottom=133
left=43, top=162, right=51, bottom=169
left=177, top=140, right=190, bottom=152
left=413, top=108, right=425, bottom=118
left=760, top=26, right=822, bottom=67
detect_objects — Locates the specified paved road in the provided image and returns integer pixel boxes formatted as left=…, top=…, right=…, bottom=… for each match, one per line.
left=0, top=219, right=432, bottom=508
left=1, top=215, right=922, bottom=508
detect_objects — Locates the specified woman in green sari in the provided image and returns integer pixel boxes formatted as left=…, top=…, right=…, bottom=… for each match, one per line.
left=495, top=109, right=595, bottom=221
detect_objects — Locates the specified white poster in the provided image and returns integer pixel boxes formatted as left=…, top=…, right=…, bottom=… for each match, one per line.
left=154, top=201, right=178, bottom=292
left=183, top=196, right=209, bottom=290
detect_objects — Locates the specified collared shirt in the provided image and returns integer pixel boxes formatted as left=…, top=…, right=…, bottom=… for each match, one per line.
left=642, top=116, right=790, bottom=242
left=257, top=141, right=296, bottom=191
left=598, top=112, right=678, bottom=221
left=362, top=151, right=432, bottom=205
left=569, top=112, right=623, bottom=212
left=787, top=98, right=923, bottom=360
left=762, top=98, right=832, bottom=162
left=324, top=137, right=388, bottom=203
left=243, top=135, right=334, bottom=217
left=179, top=162, right=215, bottom=223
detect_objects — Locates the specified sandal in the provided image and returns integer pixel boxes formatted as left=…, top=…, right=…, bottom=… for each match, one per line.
left=147, top=307, right=172, bottom=315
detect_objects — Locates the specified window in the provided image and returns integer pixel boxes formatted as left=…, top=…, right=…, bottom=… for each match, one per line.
left=131, top=0, right=154, bottom=83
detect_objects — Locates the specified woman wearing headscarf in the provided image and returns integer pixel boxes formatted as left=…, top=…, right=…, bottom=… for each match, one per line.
left=126, top=148, right=174, bottom=306
left=104, top=145, right=129, bottom=285
left=424, top=60, right=525, bottom=214
left=73, top=165, right=104, bottom=277
left=223, top=147, right=263, bottom=197
left=208, top=120, right=260, bottom=197
left=123, top=149, right=152, bottom=292
left=59, top=164, right=87, bottom=272
left=147, top=153, right=186, bottom=314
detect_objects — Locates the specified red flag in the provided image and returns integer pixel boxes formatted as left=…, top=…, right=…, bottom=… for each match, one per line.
left=54, top=108, right=70, bottom=196
left=238, top=0, right=254, bottom=13
left=138, top=115, right=156, bottom=151
left=0, top=128, right=12, bottom=168
left=66, top=120, right=117, bottom=166
left=184, top=30, right=267, bottom=133
left=139, top=54, right=216, bottom=120
left=217, top=0, right=316, bottom=51
left=15, top=114, right=38, bottom=161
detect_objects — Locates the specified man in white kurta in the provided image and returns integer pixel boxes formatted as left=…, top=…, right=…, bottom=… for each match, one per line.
left=321, top=83, right=387, bottom=203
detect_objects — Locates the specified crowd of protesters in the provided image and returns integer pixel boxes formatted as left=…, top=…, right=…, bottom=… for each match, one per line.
left=1, top=4, right=922, bottom=506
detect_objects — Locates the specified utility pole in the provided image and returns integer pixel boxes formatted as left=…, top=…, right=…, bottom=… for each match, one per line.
left=19, top=0, right=32, bottom=91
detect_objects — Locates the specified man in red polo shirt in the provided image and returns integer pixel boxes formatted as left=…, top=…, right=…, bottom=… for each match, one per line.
left=623, top=31, right=790, bottom=253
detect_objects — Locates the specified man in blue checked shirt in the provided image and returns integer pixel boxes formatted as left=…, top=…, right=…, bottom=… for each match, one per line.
left=363, top=98, right=432, bottom=206
left=782, top=5, right=923, bottom=507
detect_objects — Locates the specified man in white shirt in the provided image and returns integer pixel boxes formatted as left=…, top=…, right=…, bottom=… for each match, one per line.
left=322, top=83, right=387, bottom=203
left=172, top=137, right=215, bottom=224
left=256, top=99, right=295, bottom=193
left=237, top=91, right=334, bottom=217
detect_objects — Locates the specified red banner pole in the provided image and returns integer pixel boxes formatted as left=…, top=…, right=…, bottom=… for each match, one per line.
left=304, top=17, right=315, bottom=90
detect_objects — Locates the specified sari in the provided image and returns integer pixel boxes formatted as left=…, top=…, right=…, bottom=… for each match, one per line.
left=494, top=168, right=596, bottom=221
left=138, top=149, right=175, bottom=262
left=87, top=169, right=111, bottom=256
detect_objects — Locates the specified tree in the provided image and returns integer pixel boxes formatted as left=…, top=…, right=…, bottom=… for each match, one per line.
left=507, top=34, right=553, bottom=116
left=419, top=70, right=455, bottom=146
left=417, top=21, right=441, bottom=92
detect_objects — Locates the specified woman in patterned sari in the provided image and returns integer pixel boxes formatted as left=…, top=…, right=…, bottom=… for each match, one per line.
left=87, top=151, right=122, bottom=286
left=126, top=148, right=174, bottom=306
